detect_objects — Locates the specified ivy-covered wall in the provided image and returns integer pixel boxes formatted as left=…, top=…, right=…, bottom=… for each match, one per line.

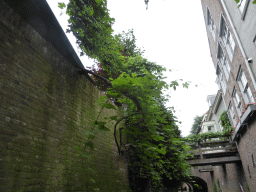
left=0, top=1, right=130, bottom=191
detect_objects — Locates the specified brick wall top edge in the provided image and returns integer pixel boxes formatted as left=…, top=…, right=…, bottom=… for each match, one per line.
left=2, top=0, right=85, bottom=69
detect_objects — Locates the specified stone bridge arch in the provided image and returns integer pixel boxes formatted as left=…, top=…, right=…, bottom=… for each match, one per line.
left=181, top=176, right=208, bottom=192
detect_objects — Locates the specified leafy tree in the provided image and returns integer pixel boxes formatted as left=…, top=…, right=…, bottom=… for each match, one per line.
left=190, top=115, right=204, bottom=135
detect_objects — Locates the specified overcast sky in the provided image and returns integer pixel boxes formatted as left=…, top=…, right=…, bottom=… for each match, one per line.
left=46, top=0, right=219, bottom=136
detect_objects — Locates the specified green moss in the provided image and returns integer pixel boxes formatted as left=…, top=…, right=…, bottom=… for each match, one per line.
left=1, top=24, right=131, bottom=191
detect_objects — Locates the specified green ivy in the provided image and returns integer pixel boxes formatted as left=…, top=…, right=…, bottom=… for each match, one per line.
left=219, top=111, right=233, bottom=135
left=213, top=178, right=222, bottom=192
left=181, top=132, right=230, bottom=144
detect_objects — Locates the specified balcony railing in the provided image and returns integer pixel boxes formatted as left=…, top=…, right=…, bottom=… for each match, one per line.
left=186, top=139, right=240, bottom=166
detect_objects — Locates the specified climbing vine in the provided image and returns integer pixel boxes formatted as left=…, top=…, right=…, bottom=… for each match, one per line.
left=59, top=0, right=192, bottom=190
left=181, top=132, right=230, bottom=144
left=182, top=111, right=233, bottom=144
left=213, top=178, right=222, bottom=192
left=219, top=111, right=233, bottom=135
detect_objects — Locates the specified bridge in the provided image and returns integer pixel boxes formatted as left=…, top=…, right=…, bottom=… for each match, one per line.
left=186, top=138, right=241, bottom=167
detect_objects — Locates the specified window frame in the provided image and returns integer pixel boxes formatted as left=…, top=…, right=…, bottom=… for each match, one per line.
left=236, top=66, right=255, bottom=104
left=216, top=64, right=227, bottom=94
left=217, top=43, right=230, bottom=81
left=207, top=7, right=216, bottom=41
left=219, top=15, right=236, bottom=61
left=207, top=126, right=213, bottom=132
left=253, top=35, right=256, bottom=47
left=228, top=101, right=237, bottom=126
left=232, top=87, right=242, bottom=116
left=238, top=0, right=250, bottom=20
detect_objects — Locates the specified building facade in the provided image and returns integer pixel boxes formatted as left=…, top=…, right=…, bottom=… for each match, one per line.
left=193, top=0, right=256, bottom=191
left=200, top=91, right=225, bottom=134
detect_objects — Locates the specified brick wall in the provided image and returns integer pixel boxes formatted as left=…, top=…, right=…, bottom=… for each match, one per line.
left=236, top=114, right=256, bottom=191
left=191, top=163, right=248, bottom=192
left=0, top=1, right=130, bottom=191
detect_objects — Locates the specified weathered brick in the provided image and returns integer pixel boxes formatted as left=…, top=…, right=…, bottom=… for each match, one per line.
left=0, top=1, right=130, bottom=191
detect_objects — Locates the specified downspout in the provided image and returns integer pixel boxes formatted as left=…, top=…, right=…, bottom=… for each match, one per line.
left=220, top=0, right=256, bottom=91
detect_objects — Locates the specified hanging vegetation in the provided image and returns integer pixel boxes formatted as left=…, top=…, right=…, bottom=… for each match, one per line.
left=59, top=0, right=192, bottom=190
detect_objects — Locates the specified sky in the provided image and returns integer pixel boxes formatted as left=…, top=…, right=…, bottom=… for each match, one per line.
left=46, top=0, right=219, bottom=137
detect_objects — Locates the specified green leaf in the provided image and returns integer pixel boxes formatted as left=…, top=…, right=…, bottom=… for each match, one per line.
left=90, top=179, right=96, bottom=183
left=84, top=131, right=96, bottom=135
left=110, top=116, right=118, bottom=121
left=100, top=103, right=116, bottom=110
left=84, top=141, right=94, bottom=150
left=74, top=146, right=82, bottom=151
left=182, top=82, right=190, bottom=89
left=58, top=2, right=66, bottom=9
left=81, top=152, right=92, bottom=158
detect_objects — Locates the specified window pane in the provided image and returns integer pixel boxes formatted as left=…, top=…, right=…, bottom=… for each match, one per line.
left=207, top=9, right=216, bottom=40
left=229, top=103, right=236, bottom=123
left=239, top=0, right=246, bottom=12
left=232, top=88, right=240, bottom=106
left=223, top=57, right=230, bottom=80
left=235, top=92, right=240, bottom=104
left=219, top=48, right=225, bottom=64
left=246, top=87, right=255, bottom=103
left=241, top=72, right=248, bottom=89
left=222, top=79, right=227, bottom=92
left=229, top=33, right=235, bottom=52
left=207, top=9, right=212, bottom=25
left=223, top=24, right=228, bottom=40
left=225, top=58, right=230, bottom=74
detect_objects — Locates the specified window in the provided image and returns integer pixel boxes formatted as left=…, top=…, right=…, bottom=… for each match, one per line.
left=208, top=126, right=213, bottom=132
left=238, top=0, right=247, bottom=12
left=218, top=44, right=230, bottom=80
left=216, top=65, right=227, bottom=94
left=232, top=87, right=242, bottom=116
left=207, top=8, right=216, bottom=41
left=237, top=67, right=255, bottom=104
left=228, top=101, right=237, bottom=126
left=220, top=16, right=236, bottom=61
left=238, top=0, right=249, bottom=19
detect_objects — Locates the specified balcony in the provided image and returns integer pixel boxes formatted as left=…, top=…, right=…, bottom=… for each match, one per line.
left=232, top=104, right=256, bottom=141
left=186, top=139, right=240, bottom=166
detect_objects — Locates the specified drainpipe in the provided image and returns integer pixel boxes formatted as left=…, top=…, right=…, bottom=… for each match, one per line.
left=220, top=0, right=256, bottom=91
left=239, top=182, right=245, bottom=192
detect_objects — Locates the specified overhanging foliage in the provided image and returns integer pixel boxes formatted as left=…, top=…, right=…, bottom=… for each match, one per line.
left=59, top=0, right=192, bottom=190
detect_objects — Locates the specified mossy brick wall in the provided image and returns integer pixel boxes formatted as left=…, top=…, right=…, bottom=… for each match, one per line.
left=0, top=1, right=131, bottom=191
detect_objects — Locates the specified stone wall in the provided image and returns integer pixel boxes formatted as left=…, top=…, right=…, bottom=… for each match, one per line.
left=0, top=1, right=130, bottom=191
left=191, top=163, right=248, bottom=192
